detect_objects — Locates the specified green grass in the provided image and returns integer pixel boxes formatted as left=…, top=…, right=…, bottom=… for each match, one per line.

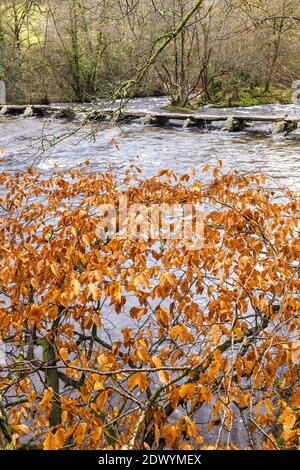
left=163, top=84, right=292, bottom=112
left=212, top=85, right=292, bottom=108
left=162, top=104, right=199, bottom=113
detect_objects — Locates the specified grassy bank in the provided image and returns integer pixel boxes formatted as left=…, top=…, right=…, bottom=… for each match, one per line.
left=211, top=84, right=292, bottom=108
left=163, top=84, right=292, bottom=112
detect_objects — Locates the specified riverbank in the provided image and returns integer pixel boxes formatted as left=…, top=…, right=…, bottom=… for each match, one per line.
left=6, top=84, right=293, bottom=112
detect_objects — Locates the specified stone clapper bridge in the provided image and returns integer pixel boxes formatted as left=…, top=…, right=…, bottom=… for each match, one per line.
left=0, top=104, right=298, bottom=135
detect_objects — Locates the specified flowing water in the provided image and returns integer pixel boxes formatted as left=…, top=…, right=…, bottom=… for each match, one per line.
left=0, top=97, right=300, bottom=192
left=1, top=97, right=299, bottom=448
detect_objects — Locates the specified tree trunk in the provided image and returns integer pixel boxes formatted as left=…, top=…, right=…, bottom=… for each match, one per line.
left=0, top=399, right=13, bottom=450
left=41, top=337, right=62, bottom=428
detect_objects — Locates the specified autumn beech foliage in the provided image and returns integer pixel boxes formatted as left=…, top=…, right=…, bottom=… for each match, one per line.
left=0, top=163, right=299, bottom=451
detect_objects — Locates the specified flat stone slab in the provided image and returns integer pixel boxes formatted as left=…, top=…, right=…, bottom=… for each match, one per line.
left=1, top=105, right=299, bottom=131
left=102, top=108, right=299, bottom=123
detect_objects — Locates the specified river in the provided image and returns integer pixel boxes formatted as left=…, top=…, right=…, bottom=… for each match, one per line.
left=0, top=97, right=300, bottom=192
left=1, top=97, right=299, bottom=449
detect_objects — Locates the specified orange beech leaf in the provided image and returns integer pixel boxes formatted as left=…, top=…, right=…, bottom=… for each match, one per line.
left=162, top=425, right=177, bottom=447
left=158, top=370, right=170, bottom=385
left=210, top=324, right=221, bottom=345
left=91, top=427, right=101, bottom=444
left=88, top=283, right=100, bottom=301
left=55, top=427, right=67, bottom=449
left=128, top=372, right=148, bottom=392
left=12, top=424, right=30, bottom=436
left=137, top=348, right=148, bottom=364
left=156, top=307, right=169, bottom=327
left=44, top=431, right=59, bottom=451
left=50, top=262, right=60, bottom=278
left=238, top=255, right=252, bottom=271
left=291, top=341, right=300, bottom=365
left=130, top=307, right=147, bottom=320
left=279, top=407, right=297, bottom=433
left=59, top=348, right=68, bottom=362
left=74, top=423, right=88, bottom=446
left=39, top=389, right=54, bottom=411
left=81, top=234, right=90, bottom=247
left=265, top=398, right=274, bottom=416
left=94, top=380, right=105, bottom=391
left=199, top=387, right=213, bottom=404
left=72, top=279, right=81, bottom=296
left=92, top=313, right=101, bottom=328
left=169, top=324, right=190, bottom=344
left=179, top=384, right=196, bottom=400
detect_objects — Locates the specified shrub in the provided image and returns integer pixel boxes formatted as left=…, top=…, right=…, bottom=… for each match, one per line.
left=0, top=164, right=299, bottom=450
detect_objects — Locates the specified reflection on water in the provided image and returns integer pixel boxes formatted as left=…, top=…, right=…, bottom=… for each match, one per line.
left=0, top=98, right=299, bottom=192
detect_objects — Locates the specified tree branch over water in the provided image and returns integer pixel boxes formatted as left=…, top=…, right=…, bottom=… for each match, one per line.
left=112, top=0, right=206, bottom=106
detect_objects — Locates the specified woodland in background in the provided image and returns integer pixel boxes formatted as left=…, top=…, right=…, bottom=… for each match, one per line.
left=0, top=0, right=300, bottom=106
